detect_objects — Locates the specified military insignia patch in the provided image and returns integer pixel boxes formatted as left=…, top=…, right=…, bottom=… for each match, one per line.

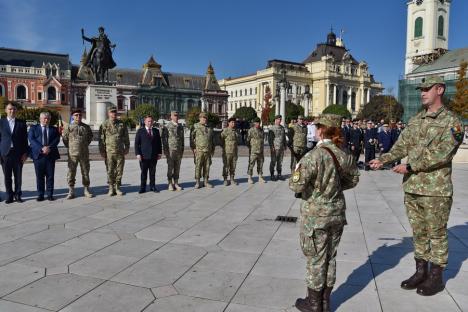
left=451, top=125, right=463, bottom=143
left=292, top=170, right=301, bottom=183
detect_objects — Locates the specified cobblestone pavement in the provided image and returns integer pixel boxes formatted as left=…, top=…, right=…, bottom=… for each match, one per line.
left=0, top=157, right=466, bottom=311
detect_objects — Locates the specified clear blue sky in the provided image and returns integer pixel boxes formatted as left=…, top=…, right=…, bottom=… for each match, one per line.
left=1, top=0, right=467, bottom=93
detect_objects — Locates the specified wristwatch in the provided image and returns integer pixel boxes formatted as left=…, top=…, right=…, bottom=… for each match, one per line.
left=406, top=164, right=413, bottom=173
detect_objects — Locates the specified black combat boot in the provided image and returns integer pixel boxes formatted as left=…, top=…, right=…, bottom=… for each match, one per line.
left=322, top=287, right=333, bottom=312
left=270, top=173, right=276, bottom=181
left=416, top=263, right=445, bottom=296
left=401, top=258, right=428, bottom=290
left=295, top=288, right=323, bottom=312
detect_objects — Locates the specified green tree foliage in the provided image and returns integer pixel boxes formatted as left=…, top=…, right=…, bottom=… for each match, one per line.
left=357, top=95, right=404, bottom=122
left=131, top=103, right=160, bottom=125
left=449, top=61, right=468, bottom=119
left=186, top=106, right=220, bottom=128
left=268, top=101, right=304, bottom=124
left=15, top=108, right=60, bottom=125
left=322, top=104, right=352, bottom=119
left=120, top=116, right=136, bottom=129
left=232, top=106, right=257, bottom=122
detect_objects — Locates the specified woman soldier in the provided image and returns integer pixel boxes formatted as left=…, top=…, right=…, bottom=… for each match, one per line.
left=289, top=113, right=360, bottom=312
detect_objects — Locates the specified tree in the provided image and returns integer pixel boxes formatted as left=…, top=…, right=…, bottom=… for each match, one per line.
left=449, top=61, right=468, bottom=119
left=357, top=95, right=404, bottom=122
left=261, top=103, right=272, bottom=125
left=186, top=106, right=220, bottom=128
left=15, top=108, right=60, bottom=125
left=232, top=106, right=257, bottom=122
left=268, top=101, right=304, bottom=124
left=131, top=103, right=160, bottom=125
left=322, top=104, right=352, bottom=119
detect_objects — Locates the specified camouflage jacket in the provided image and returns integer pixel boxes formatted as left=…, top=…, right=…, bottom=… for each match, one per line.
left=162, top=121, right=184, bottom=153
left=379, top=106, right=463, bottom=197
left=247, top=127, right=264, bottom=155
left=98, top=119, right=130, bottom=154
left=221, top=127, right=238, bottom=155
left=190, top=122, right=214, bottom=154
left=289, top=140, right=360, bottom=231
left=268, top=124, right=286, bottom=150
left=62, top=122, right=93, bottom=157
left=288, top=124, right=308, bottom=148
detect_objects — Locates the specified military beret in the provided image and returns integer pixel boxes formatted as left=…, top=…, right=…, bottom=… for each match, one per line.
left=315, top=114, right=342, bottom=128
left=108, top=106, right=117, bottom=113
left=275, top=114, right=282, bottom=119
left=199, top=112, right=207, bottom=118
left=71, top=109, right=82, bottom=115
left=416, top=75, right=445, bottom=90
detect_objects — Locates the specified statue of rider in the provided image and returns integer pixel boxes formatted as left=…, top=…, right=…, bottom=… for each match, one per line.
left=81, top=26, right=117, bottom=82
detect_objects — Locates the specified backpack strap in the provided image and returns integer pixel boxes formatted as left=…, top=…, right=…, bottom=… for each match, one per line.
left=320, top=145, right=344, bottom=178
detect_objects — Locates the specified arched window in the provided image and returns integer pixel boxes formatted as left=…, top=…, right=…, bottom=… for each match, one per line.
left=47, top=86, right=57, bottom=101
left=438, top=16, right=444, bottom=37
left=16, top=85, right=26, bottom=100
left=0, top=84, right=4, bottom=97
left=351, top=92, right=356, bottom=111
left=414, top=17, right=423, bottom=38
left=342, top=91, right=348, bottom=106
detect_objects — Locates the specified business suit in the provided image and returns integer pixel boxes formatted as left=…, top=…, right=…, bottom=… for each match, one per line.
left=349, top=127, right=363, bottom=163
left=378, top=130, right=393, bottom=153
left=364, top=127, right=378, bottom=170
left=135, top=127, right=162, bottom=192
left=28, top=124, right=60, bottom=199
left=0, top=117, right=28, bottom=201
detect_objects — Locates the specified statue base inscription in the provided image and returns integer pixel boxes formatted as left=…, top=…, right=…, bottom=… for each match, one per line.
left=85, top=84, right=117, bottom=130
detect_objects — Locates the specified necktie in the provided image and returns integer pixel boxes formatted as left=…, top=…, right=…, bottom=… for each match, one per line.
left=43, top=127, right=48, bottom=146
left=148, top=128, right=152, bottom=137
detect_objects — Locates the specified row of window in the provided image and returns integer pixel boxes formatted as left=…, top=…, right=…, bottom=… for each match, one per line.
left=230, top=87, right=257, bottom=98
left=414, top=15, right=444, bottom=38
left=229, top=100, right=257, bottom=111
left=0, top=84, right=62, bottom=101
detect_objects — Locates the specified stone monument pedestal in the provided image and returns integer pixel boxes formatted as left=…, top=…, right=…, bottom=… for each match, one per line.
left=84, top=84, right=117, bottom=130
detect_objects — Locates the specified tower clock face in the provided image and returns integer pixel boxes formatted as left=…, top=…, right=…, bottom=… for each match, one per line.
left=416, top=0, right=423, bottom=5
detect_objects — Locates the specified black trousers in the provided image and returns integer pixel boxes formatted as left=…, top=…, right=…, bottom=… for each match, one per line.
left=1, top=149, right=23, bottom=197
left=140, top=158, right=157, bottom=189
left=353, top=148, right=361, bottom=163
left=33, top=157, right=56, bottom=197
left=365, top=146, right=376, bottom=169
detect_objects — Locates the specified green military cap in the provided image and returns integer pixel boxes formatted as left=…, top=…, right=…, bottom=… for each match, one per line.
left=253, top=117, right=260, bottom=123
left=275, top=114, right=282, bottom=119
left=315, top=113, right=342, bottom=128
left=416, top=76, right=445, bottom=90
left=108, top=106, right=117, bottom=113
left=171, top=110, right=179, bottom=116
left=199, top=112, right=207, bottom=118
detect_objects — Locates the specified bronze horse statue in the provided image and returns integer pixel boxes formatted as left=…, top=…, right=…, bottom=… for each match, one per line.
left=82, top=27, right=116, bottom=83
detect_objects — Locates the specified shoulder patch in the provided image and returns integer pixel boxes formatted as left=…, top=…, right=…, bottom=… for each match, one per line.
left=451, top=124, right=463, bottom=143
left=292, top=170, right=301, bottom=183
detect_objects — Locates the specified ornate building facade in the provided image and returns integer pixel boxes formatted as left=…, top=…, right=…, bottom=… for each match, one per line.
left=218, top=31, right=384, bottom=118
left=0, top=48, right=72, bottom=117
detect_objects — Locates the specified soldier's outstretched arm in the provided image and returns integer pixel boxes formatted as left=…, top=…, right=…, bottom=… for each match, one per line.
left=379, top=125, right=410, bottom=165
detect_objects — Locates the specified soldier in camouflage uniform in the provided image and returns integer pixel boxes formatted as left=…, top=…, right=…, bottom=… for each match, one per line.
left=62, top=109, right=94, bottom=199
left=99, top=106, right=130, bottom=196
left=290, top=114, right=359, bottom=312
left=162, top=111, right=184, bottom=191
left=268, top=114, right=287, bottom=181
left=247, top=117, right=265, bottom=184
left=220, top=117, right=239, bottom=186
left=190, top=112, right=215, bottom=189
left=288, top=115, right=308, bottom=171
left=370, top=76, right=464, bottom=296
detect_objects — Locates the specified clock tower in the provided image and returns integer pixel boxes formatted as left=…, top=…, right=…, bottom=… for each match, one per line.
left=405, top=0, right=451, bottom=76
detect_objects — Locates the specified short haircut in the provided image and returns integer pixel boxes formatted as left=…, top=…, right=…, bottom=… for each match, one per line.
left=144, top=115, right=153, bottom=119
left=40, top=112, right=51, bottom=118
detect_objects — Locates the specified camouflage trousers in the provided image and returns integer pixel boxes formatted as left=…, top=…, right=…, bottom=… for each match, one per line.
left=166, top=150, right=183, bottom=180
left=195, top=150, right=211, bottom=179
left=269, top=148, right=284, bottom=175
left=106, top=153, right=125, bottom=186
left=222, top=153, right=237, bottom=178
left=67, top=155, right=90, bottom=187
left=405, top=193, right=452, bottom=267
left=247, top=152, right=264, bottom=176
left=290, top=146, right=306, bottom=171
left=300, top=225, right=344, bottom=291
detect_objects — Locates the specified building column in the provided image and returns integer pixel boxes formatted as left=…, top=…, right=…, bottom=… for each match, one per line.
left=367, top=88, right=370, bottom=103
left=280, top=82, right=286, bottom=126
left=347, top=87, right=352, bottom=111
left=333, top=84, right=337, bottom=105
left=360, top=87, right=364, bottom=111
left=325, top=82, right=330, bottom=107
left=304, top=94, right=310, bottom=117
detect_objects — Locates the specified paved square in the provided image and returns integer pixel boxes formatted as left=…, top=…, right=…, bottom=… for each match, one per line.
left=0, top=157, right=466, bottom=311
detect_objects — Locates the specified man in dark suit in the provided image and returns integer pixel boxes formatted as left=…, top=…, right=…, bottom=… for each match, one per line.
left=340, top=119, right=351, bottom=152
left=0, top=103, right=29, bottom=203
left=135, top=115, right=162, bottom=193
left=29, top=112, right=60, bottom=201
left=349, top=121, right=363, bottom=164
left=364, top=121, right=378, bottom=171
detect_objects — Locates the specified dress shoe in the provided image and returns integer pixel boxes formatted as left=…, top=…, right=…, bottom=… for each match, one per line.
left=5, top=196, right=14, bottom=204
left=36, top=196, right=44, bottom=202
left=138, top=189, right=146, bottom=194
left=14, top=195, right=24, bottom=203
left=150, top=187, right=159, bottom=193
left=47, top=196, right=55, bottom=201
